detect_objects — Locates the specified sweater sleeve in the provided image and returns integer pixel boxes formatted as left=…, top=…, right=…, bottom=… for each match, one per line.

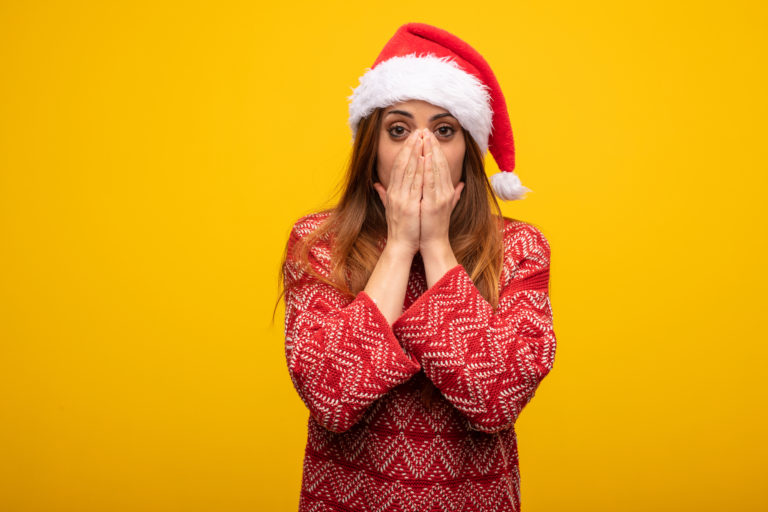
left=391, top=224, right=556, bottom=433
left=283, top=223, right=422, bottom=434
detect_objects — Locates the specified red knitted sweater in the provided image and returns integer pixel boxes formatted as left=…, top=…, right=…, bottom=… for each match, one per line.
left=283, top=211, right=556, bottom=512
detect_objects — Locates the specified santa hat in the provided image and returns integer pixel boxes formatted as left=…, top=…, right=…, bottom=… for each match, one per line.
left=347, top=22, right=531, bottom=201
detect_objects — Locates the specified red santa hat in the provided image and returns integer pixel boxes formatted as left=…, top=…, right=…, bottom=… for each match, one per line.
left=348, top=22, right=531, bottom=201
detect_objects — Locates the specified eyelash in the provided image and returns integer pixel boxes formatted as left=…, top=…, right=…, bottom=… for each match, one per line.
left=388, top=123, right=455, bottom=139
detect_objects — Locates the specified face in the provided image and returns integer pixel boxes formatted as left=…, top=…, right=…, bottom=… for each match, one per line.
left=376, top=99, right=466, bottom=189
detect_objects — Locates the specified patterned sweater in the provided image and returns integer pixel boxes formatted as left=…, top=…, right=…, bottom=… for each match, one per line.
left=283, top=210, right=556, bottom=512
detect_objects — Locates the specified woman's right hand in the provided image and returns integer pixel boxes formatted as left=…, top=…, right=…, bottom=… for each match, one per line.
left=373, top=130, right=425, bottom=257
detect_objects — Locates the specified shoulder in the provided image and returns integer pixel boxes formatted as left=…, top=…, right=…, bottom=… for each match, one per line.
left=500, top=216, right=552, bottom=284
left=289, top=209, right=334, bottom=243
left=286, top=209, right=335, bottom=278
left=501, top=216, right=551, bottom=255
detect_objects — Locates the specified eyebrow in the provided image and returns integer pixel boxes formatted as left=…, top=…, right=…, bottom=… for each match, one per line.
left=385, top=109, right=456, bottom=122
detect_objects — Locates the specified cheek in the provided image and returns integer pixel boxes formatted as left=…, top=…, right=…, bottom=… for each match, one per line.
left=444, top=146, right=466, bottom=184
left=376, top=143, right=398, bottom=187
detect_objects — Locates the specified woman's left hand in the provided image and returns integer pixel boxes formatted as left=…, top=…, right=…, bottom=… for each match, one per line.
left=420, top=130, right=465, bottom=255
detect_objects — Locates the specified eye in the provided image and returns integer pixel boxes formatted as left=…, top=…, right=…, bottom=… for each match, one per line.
left=387, top=123, right=408, bottom=139
left=435, top=124, right=456, bottom=138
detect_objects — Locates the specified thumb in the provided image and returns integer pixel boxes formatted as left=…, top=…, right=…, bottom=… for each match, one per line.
left=451, top=181, right=465, bottom=210
left=373, top=182, right=387, bottom=207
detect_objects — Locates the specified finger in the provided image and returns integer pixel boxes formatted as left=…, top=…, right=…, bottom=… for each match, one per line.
left=412, top=153, right=425, bottom=198
left=425, top=131, right=445, bottom=197
left=423, top=137, right=436, bottom=201
left=399, top=135, right=423, bottom=194
left=433, top=132, right=455, bottom=196
left=390, top=132, right=420, bottom=191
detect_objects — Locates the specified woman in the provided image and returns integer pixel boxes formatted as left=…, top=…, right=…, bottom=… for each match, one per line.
left=277, top=22, right=557, bottom=512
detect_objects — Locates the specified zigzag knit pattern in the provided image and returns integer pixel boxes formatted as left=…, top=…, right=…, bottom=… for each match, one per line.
left=283, top=211, right=556, bottom=512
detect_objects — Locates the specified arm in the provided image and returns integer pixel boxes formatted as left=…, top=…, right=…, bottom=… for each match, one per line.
left=283, top=223, right=421, bottom=434
left=392, top=224, right=556, bottom=433
left=364, top=243, right=416, bottom=326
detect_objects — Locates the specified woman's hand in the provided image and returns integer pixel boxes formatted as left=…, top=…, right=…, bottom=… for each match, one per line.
left=373, top=130, right=425, bottom=257
left=420, top=130, right=464, bottom=255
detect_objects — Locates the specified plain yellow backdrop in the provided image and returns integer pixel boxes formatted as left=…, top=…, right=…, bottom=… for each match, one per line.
left=1, top=1, right=766, bottom=511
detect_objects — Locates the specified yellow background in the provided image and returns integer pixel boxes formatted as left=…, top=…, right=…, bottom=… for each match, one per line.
left=1, top=1, right=766, bottom=510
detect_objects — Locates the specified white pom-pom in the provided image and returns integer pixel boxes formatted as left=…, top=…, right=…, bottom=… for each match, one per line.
left=490, top=171, right=531, bottom=201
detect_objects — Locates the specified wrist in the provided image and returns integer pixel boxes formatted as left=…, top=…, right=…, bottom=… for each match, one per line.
left=419, top=239, right=453, bottom=261
left=382, top=241, right=417, bottom=262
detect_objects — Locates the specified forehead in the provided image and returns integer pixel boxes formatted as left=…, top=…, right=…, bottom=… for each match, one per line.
left=385, top=99, right=450, bottom=115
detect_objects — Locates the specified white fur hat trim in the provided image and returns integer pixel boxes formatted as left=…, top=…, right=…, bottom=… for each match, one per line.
left=347, top=53, right=493, bottom=155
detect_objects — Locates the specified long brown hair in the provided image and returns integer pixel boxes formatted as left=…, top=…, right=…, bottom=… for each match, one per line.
left=273, top=106, right=512, bottom=410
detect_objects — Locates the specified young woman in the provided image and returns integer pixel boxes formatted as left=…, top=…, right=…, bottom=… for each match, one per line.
left=277, top=22, right=557, bottom=512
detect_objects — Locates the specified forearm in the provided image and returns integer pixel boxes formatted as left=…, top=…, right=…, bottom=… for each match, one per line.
left=420, top=240, right=459, bottom=289
left=363, top=243, right=415, bottom=325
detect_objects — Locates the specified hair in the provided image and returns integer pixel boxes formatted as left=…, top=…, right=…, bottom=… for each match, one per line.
left=273, top=106, right=516, bottom=411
